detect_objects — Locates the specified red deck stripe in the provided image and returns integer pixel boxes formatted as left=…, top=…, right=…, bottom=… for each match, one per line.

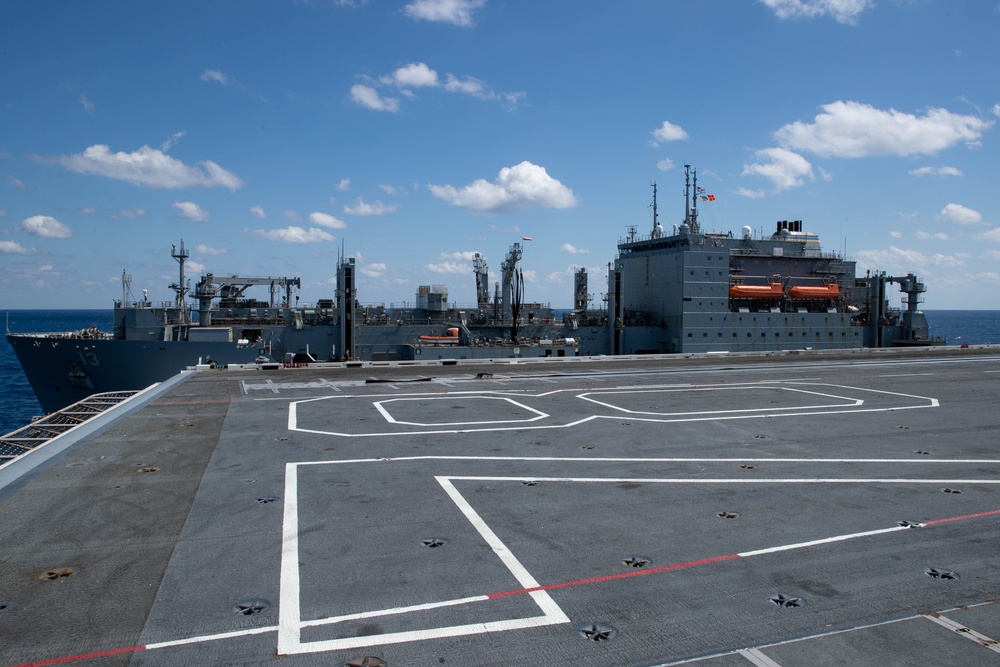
left=488, top=553, right=741, bottom=599
left=922, top=508, right=1000, bottom=525
left=8, top=645, right=146, bottom=667
left=14, top=507, right=1000, bottom=665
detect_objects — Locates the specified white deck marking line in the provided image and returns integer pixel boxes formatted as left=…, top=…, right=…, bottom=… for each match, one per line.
left=300, top=595, right=489, bottom=628
left=288, top=615, right=566, bottom=655
left=436, top=476, right=570, bottom=623
left=289, top=404, right=936, bottom=438
left=444, top=475, right=1000, bottom=486
left=879, top=373, right=935, bottom=378
left=373, top=395, right=549, bottom=427
left=148, top=625, right=277, bottom=650
left=291, top=454, right=1000, bottom=467
left=655, top=600, right=1000, bottom=665
left=290, top=380, right=938, bottom=437
left=577, top=385, right=862, bottom=417
left=738, top=648, right=784, bottom=667
left=276, top=461, right=303, bottom=655
left=276, top=464, right=569, bottom=656
left=921, top=613, right=1000, bottom=654
left=272, top=456, right=989, bottom=653
left=42, top=504, right=1000, bottom=664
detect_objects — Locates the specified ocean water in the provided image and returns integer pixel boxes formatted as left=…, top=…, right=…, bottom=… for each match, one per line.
left=1, top=309, right=997, bottom=435
left=2, top=310, right=113, bottom=436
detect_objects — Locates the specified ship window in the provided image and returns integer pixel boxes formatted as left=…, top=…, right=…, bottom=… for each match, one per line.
left=688, top=333, right=693, bottom=337
left=747, top=333, right=751, bottom=337
left=703, top=333, right=708, bottom=337
left=733, top=333, right=737, bottom=337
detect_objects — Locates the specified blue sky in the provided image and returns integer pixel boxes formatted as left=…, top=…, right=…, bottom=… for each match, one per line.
left=2, top=0, right=998, bottom=311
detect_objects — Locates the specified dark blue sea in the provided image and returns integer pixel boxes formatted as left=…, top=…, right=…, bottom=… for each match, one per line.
left=2, top=309, right=998, bottom=435
left=2, top=310, right=113, bottom=436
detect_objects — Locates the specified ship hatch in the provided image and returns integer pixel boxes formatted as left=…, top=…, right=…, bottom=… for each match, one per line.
left=241, top=329, right=263, bottom=343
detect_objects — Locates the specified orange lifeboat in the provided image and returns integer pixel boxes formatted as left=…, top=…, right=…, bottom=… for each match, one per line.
left=418, top=327, right=461, bottom=342
left=789, top=284, right=841, bottom=299
left=729, top=283, right=785, bottom=299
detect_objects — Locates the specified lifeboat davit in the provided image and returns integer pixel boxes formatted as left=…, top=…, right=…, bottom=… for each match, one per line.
left=789, top=284, right=841, bottom=299
left=418, top=327, right=461, bottom=342
left=729, top=283, right=785, bottom=299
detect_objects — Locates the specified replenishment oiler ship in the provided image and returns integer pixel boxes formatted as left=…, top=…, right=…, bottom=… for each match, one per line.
left=6, top=166, right=939, bottom=413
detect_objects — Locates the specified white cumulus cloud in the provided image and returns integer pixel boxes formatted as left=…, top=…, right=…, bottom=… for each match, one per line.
left=48, top=144, right=243, bottom=190
left=360, top=61, right=522, bottom=111
left=915, top=230, right=949, bottom=241
left=426, top=261, right=469, bottom=274
left=20, top=215, right=72, bottom=238
left=403, top=0, right=486, bottom=27
left=651, top=120, right=688, bottom=146
left=741, top=147, right=814, bottom=192
left=775, top=101, right=993, bottom=158
left=440, top=251, right=479, bottom=261
left=428, top=161, right=577, bottom=214
left=561, top=243, right=588, bottom=254
left=309, top=211, right=347, bottom=229
left=360, top=262, right=387, bottom=278
left=0, top=240, right=31, bottom=254
left=761, top=0, right=874, bottom=24
left=250, top=205, right=266, bottom=219
left=390, top=62, right=439, bottom=87
left=196, top=244, right=227, bottom=255
left=343, top=199, right=397, bottom=216
left=351, top=84, right=400, bottom=112
left=248, top=226, right=335, bottom=243
left=909, top=166, right=964, bottom=177
left=200, top=69, right=230, bottom=86
left=939, top=203, right=982, bottom=225
left=173, top=201, right=209, bottom=222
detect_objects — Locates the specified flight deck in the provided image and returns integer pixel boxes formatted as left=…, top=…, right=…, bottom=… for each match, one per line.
left=1, top=349, right=999, bottom=666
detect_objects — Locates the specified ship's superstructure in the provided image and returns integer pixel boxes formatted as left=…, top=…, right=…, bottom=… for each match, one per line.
left=7, top=167, right=940, bottom=413
left=571, top=166, right=936, bottom=355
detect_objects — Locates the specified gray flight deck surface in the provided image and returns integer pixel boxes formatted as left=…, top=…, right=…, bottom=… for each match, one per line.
left=2, top=349, right=1000, bottom=667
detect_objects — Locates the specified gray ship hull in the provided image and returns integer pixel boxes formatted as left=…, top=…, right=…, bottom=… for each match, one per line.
left=7, top=322, right=579, bottom=414
left=5, top=174, right=943, bottom=418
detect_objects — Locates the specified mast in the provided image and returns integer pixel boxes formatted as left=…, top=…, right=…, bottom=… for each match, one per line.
left=683, top=164, right=690, bottom=226
left=472, top=252, right=490, bottom=310
left=651, top=181, right=658, bottom=234
left=170, top=240, right=190, bottom=324
left=683, top=164, right=700, bottom=234
left=691, top=167, right=699, bottom=233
